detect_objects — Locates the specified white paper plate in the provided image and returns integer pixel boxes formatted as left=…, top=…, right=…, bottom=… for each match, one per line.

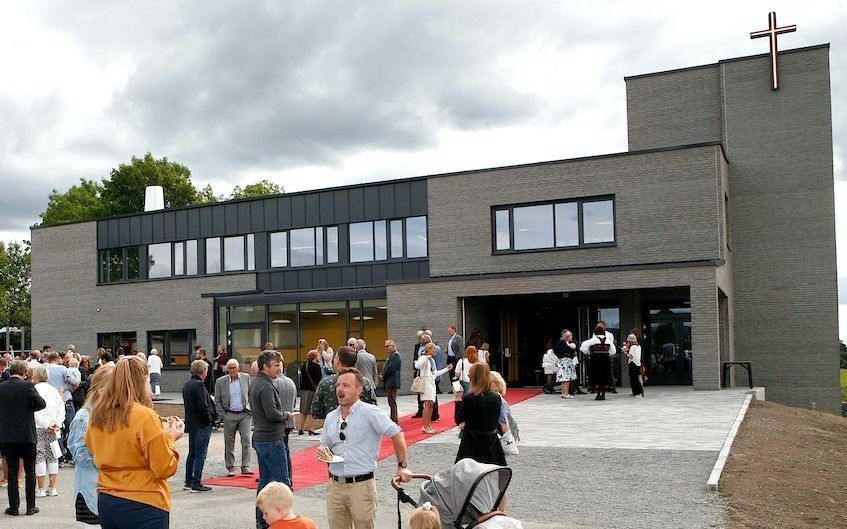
left=317, top=455, right=345, bottom=464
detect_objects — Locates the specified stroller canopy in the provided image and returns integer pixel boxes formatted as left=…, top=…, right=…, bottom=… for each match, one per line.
left=419, top=458, right=511, bottom=528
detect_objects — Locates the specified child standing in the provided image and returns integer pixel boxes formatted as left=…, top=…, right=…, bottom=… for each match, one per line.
left=256, top=482, right=318, bottom=529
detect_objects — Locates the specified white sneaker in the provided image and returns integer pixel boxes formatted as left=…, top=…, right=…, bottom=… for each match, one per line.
left=35, top=488, right=46, bottom=497
left=46, top=487, right=58, bottom=496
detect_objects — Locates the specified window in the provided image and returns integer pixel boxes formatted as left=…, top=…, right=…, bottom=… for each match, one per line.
left=350, top=222, right=374, bottom=263
left=326, top=227, right=339, bottom=263
left=405, top=216, right=427, bottom=258
left=270, top=232, right=288, bottom=267
left=148, top=243, right=172, bottom=279
left=247, top=234, right=255, bottom=270
left=174, top=242, right=184, bottom=276
left=493, top=197, right=615, bottom=252
left=206, top=237, right=221, bottom=273
left=290, top=228, right=316, bottom=267
left=224, top=236, right=245, bottom=272
left=148, top=329, right=195, bottom=367
left=99, top=247, right=140, bottom=283
left=186, top=240, right=198, bottom=275
left=390, top=220, right=403, bottom=258
left=374, top=221, right=387, bottom=260
left=97, top=332, right=137, bottom=355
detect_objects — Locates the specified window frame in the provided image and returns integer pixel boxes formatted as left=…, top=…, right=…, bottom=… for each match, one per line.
left=98, top=246, right=141, bottom=283
left=491, top=195, right=616, bottom=254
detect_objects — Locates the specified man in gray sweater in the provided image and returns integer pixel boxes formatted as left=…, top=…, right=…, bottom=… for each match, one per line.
left=248, top=349, right=298, bottom=529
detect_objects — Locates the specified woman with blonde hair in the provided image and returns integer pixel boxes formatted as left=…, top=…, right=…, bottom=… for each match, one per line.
left=33, top=365, right=65, bottom=498
left=67, top=364, right=114, bottom=527
left=85, top=355, right=183, bottom=528
left=414, top=342, right=452, bottom=434
left=316, top=339, right=334, bottom=377
left=453, top=346, right=479, bottom=394
left=453, top=362, right=506, bottom=465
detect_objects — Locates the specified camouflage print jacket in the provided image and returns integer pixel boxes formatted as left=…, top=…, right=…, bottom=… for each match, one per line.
left=310, top=373, right=377, bottom=420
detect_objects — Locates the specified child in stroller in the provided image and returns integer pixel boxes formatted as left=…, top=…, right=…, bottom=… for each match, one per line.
left=394, top=458, right=523, bottom=529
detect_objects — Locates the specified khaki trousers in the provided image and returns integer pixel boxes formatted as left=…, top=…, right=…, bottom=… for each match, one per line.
left=327, top=478, right=378, bottom=529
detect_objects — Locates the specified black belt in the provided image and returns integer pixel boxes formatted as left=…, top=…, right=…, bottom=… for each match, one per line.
left=330, top=472, right=374, bottom=484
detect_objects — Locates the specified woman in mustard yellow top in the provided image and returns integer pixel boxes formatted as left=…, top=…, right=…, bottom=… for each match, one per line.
left=85, top=355, right=184, bottom=529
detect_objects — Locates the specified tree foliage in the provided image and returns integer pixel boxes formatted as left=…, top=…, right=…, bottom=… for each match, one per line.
left=0, top=241, right=31, bottom=330
left=38, top=152, right=285, bottom=226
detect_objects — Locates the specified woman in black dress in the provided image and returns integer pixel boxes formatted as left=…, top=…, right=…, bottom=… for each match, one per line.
left=453, top=362, right=506, bottom=466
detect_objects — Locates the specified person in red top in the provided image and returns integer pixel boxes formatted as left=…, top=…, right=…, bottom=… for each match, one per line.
left=256, top=482, right=317, bottom=529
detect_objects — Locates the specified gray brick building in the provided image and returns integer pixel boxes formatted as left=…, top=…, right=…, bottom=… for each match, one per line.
left=31, top=45, right=839, bottom=411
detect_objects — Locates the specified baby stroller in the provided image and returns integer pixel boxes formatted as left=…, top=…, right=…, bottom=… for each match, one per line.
left=393, top=458, right=521, bottom=529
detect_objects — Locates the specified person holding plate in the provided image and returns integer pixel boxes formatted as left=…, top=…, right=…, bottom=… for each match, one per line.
left=319, top=368, right=412, bottom=529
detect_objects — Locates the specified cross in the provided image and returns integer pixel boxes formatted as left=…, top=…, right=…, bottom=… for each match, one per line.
left=750, top=12, right=796, bottom=90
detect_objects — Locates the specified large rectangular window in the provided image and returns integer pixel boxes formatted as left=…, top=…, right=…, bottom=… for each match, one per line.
left=290, top=228, right=316, bottom=267
left=349, top=222, right=374, bottom=263
left=326, top=227, right=339, bottom=263
left=390, top=220, right=403, bottom=258
left=147, top=329, right=195, bottom=367
left=186, top=240, right=198, bottom=275
left=247, top=234, right=256, bottom=270
left=99, top=246, right=141, bottom=283
left=270, top=232, right=288, bottom=267
left=148, top=243, right=172, bottom=279
left=493, top=197, right=615, bottom=252
left=405, top=216, right=427, bottom=258
left=206, top=237, right=221, bottom=273
left=374, top=221, right=387, bottom=261
left=173, top=242, right=185, bottom=276
left=224, top=236, right=245, bottom=272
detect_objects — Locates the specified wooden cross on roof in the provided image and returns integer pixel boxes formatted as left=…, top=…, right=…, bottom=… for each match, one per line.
left=750, top=12, right=796, bottom=90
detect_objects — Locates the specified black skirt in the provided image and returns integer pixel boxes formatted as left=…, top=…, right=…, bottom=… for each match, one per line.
left=455, top=429, right=506, bottom=467
left=76, top=492, right=99, bottom=524
left=590, top=352, right=613, bottom=388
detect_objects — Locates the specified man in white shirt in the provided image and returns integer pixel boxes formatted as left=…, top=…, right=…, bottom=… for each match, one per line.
left=215, top=359, right=253, bottom=476
left=25, top=350, right=42, bottom=371
left=147, top=348, right=164, bottom=398
left=598, top=321, right=619, bottom=393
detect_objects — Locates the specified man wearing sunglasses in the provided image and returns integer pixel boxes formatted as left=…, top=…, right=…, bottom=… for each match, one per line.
left=321, top=368, right=412, bottom=529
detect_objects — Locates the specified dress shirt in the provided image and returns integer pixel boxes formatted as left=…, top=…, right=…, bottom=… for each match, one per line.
left=321, top=399, right=401, bottom=478
left=579, top=335, right=617, bottom=356
left=229, top=377, right=244, bottom=412
left=447, top=335, right=456, bottom=357
left=628, top=345, right=642, bottom=367
left=47, top=363, right=73, bottom=401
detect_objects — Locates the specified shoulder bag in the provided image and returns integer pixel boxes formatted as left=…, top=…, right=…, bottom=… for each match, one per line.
left=410, top=375, right=424, bottom=394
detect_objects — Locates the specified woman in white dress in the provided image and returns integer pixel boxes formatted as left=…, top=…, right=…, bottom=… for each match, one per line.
left=541, top=338, right=558, bottom=385
left=414, top=342, right=452, bottom=434
left=33, top=365, right=65, bottom=497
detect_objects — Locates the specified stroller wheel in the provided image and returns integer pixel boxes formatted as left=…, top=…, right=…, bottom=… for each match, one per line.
left=542, top=383, right=555, bottom=394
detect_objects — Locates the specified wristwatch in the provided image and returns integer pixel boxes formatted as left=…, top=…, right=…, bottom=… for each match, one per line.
left=397, top=460, right=408, bottom=468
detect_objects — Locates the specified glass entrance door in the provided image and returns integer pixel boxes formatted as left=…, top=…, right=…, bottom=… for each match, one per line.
left=645, top=307, right=692, bottom=385
left=228, top=323, right=265, bottom=368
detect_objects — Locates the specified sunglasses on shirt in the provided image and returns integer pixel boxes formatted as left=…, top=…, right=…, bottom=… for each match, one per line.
left=339, top=420, right=347, bottom=441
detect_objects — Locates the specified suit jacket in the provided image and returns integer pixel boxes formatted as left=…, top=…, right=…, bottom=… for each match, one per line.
left=355, top=350, right=378, bottom=387
left=182, top=375, right=215, bottom=433
left=272, top=374, right=297, bottom=430
left=214, top=372, right=251, bottom=415
left=447, top=333, right=464, bottom=358
left=381, top=351, right=402, bottom=388
left=0, top=377, right=47, bottom=444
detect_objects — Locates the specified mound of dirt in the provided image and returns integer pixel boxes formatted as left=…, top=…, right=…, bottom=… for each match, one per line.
left=152, top=402, right=184, bottom=419
left=721, top=399, right=847, bottom=529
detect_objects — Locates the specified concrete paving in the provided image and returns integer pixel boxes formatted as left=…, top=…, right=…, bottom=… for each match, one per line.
left=7, top=387, right=749, bottom=528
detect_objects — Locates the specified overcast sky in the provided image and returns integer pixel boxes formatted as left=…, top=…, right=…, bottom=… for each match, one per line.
left=1, top=1, right=845, bottom=334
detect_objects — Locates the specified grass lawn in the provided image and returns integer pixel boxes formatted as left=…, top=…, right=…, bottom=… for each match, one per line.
left=841, top=369, right=847, bottom=402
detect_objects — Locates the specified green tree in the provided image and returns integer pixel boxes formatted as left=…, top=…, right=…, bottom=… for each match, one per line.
left=0, top=242, right=31, bottom=349
left=840, top=339, right=847, bottom=369
left=196, top=184, right=223, bottom=204
left=39, top=178, right=105, bottom=226
left=101, top=153, right=198, bottom=215
left=229, top=179, right=284, bottom=200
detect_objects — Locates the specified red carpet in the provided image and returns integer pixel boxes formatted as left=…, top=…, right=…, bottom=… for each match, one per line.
left=205, top=389, right=541, bottom=491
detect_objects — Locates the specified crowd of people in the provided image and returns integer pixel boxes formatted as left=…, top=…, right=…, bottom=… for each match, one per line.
left=0, top=327, right=519, bottom=529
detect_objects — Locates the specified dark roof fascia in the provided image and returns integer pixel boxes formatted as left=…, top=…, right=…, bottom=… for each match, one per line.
left=31, top=141, right=727, bottom=232
left=624, top=43, right=830, bottom=81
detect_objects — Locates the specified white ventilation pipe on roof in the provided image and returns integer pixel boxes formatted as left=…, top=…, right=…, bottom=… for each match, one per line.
left=144, top=186, right=165, bottom=212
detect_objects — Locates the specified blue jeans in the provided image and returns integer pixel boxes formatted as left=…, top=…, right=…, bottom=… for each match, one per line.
left=184, top=426, right=212, bottom=488
left=99, top=493, right=169, bottom=529
left=252, top=438, right=290, bottom=529
left=62, top=401, right=75, bottom=459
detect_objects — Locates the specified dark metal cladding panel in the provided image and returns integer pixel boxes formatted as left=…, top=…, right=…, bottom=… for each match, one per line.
left=151, top=213, right=165, bottom=242
left=270, top=272, right=285, bottom=291
left=338, top=225, right=349, bottom=264
left=197, top=239, right=207, bottom=274
left=402, top=261, right=419, bottom=278
left=418, top=261, right=430, bottom=279
left=319, top=192, right=334, bottom=225
left=371, top=263, right=387, bottom=285
left=277, top=196, right=292, bottom=229
left=129, top=216, right=142, bottom=246
left=290, top=195, right=306, bottom=228
left=187, top=208, right=201, bottom=239
left=199, top=207, right=213, bottom=238
left=118, top=217, right=131, bottom=246
left=263, top=198, right=278, bottom=232
left=379, top=185, right=395, bottom=219
left=175, top=210, right=188, bottom=240
left=97, top=222, right=109, bottom=249
left=363, top=187, right=380, bottom=221
left=297, top=270, right=313, bottom=290
left=212, top=205, right=226, bottom=236
left=254, top=232, right=268, bottom=271
left=238, top=202, right=252, bottom=234
left=326, top=267, right=342, bottom=288
left=312, top=268, right=327, bottom=289
left=387, top=263, right=404, bottom=281
left=141, top=215, right=153, bottom=244
left=393, top=181, right=411, bottom=217
left=305, top=194, right=320, bottom=226
left=284, top=270, right=299, bottom=290
left=257, top=272, right=271, bottom=292
left=163, top=211, right=176, bottom=241
left=356, top=265, right=372, bottom=286
left=333, top=190, right=349, bottom=223
left=348, top=187, right=364, bottom=222
left=251, top=201, right=265, bottom=232
left=341, top=267, right=357, bottom=288
left=409, top=179, right=428, bottom=216
left=225, top=204, right=238, bottom=234
left=108, top=219, right=120, bottom=247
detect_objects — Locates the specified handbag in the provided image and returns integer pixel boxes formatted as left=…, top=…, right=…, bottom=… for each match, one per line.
left=410, top=376, right=424, bottom=394
left=500, top=430, right=519, bottom=456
